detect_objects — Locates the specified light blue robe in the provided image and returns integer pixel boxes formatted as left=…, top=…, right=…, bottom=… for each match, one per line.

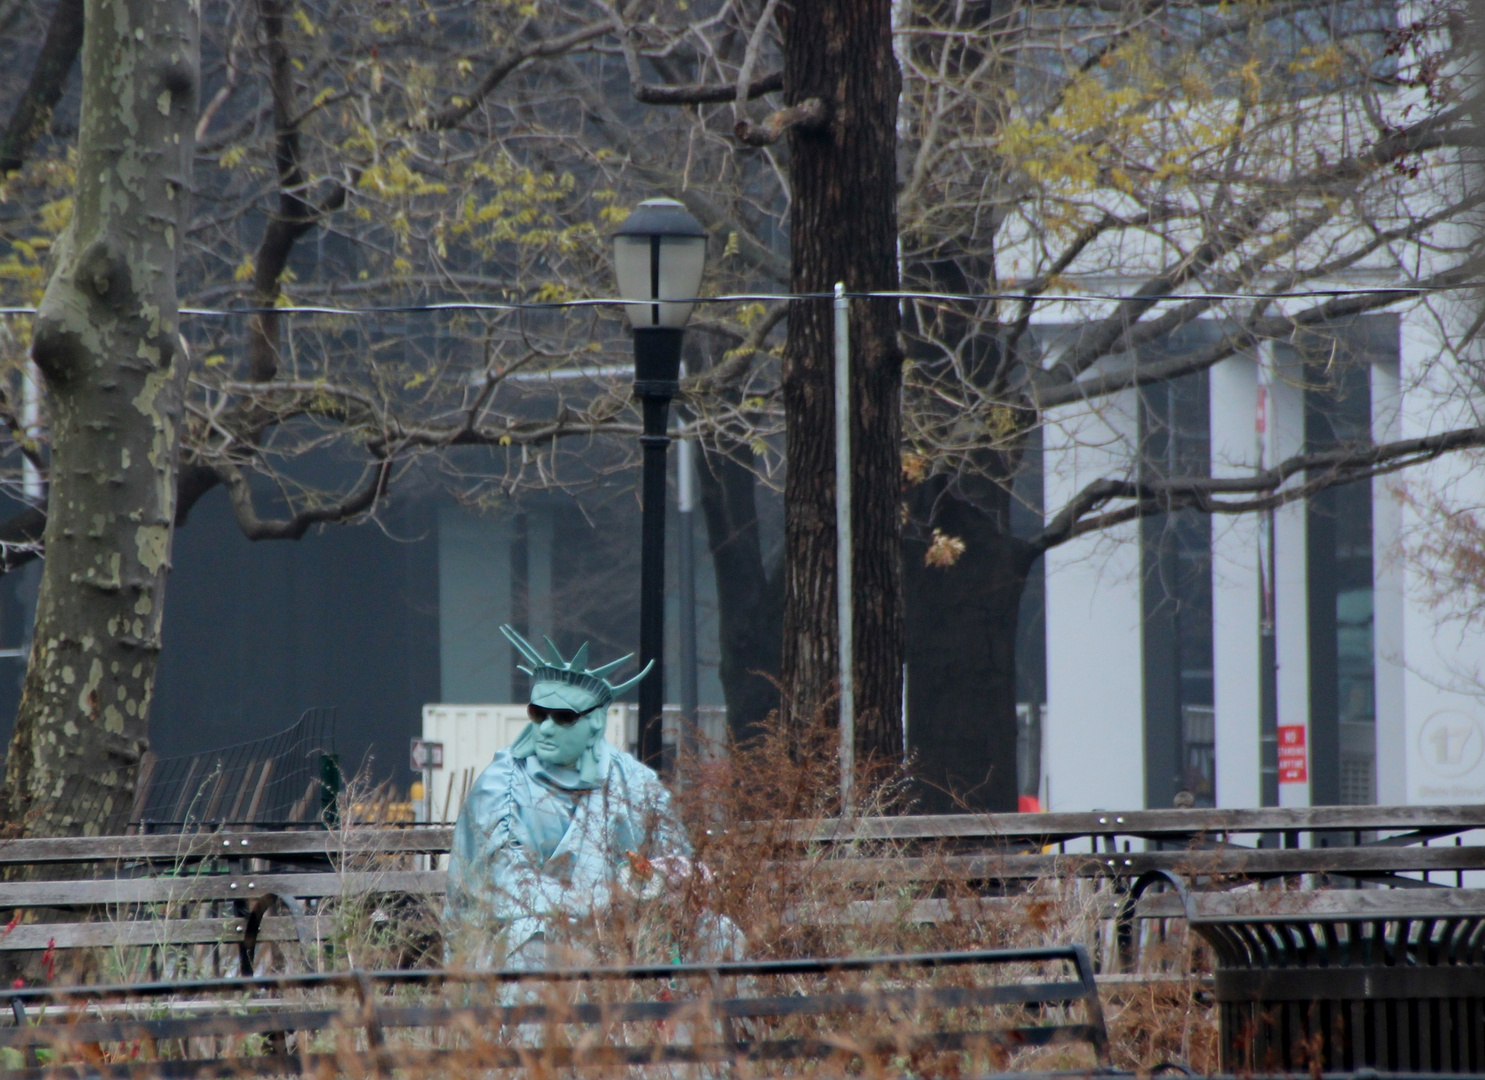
left=443, top=737, right=697, bottom=966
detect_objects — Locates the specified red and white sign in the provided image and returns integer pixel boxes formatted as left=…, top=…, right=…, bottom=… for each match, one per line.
left=1277, top=724, right=1307, bottom=783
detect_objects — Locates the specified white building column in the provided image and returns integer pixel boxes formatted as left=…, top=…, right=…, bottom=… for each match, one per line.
left=1043, top=389, right=1145, bottom=812
left=1399, top=305, right=1485, bottom=804
left=1268, top=345, right=1312, bottom=807
left=1210, top=354, right=1262, bottom=807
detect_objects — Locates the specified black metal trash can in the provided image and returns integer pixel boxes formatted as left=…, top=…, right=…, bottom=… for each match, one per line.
left=1188, top=889, right=1485, bottom=1073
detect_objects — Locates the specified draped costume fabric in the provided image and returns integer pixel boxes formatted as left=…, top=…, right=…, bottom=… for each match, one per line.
left=443, top=728, right=739, bottom=967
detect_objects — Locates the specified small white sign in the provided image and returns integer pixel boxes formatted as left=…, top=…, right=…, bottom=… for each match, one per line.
left=410, top=738, right=444, bottom=772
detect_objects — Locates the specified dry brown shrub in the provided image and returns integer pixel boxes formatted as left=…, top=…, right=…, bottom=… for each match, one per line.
left=14, top=718, right=1218, bottom=1075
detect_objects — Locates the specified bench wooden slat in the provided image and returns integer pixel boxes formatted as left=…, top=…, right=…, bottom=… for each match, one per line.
left=1138, top=886, right=1485, bottom=922
left=0, top=917, right=301, bottom=951
left=0, top=871, right=446, bottom=907
left=0, top=828, right=454, bottom=865
left=795, top=806, right=1485, bottom=843
left=5, top=841, right=1478, bottom=909
left=0, top=805, right=1479, bottom=869
left=2, top=804, right=1481, bottom=866
left=828, top=844, right=1485, bottom=882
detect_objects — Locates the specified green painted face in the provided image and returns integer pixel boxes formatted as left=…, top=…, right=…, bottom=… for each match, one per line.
left=532, top=715, right=601, bottom=768
left=530, top=679, right=605, bottom=768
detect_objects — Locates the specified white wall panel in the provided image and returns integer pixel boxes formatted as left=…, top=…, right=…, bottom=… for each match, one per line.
left=1269, top=349, right=1311, bottom=807
left=1043, top=389, right=1145, bottom=812
left=1398, top=305, right=1485, bottom=805
left=1210, top=355, right=1262, bottom=807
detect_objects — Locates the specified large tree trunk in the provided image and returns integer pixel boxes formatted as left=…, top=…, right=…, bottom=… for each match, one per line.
left=778, top=0, right=905, bottom=761
left=696, top=438, right=782, bottom=742
left=903, top=474, right=1032, bottom=813
left=1, top=0, right=197, bottom=837
left=899, top=155, right=1029, bottom=810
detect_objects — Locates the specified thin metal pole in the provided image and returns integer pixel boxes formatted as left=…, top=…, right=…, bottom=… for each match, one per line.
left=633, top=325, right=685, bottom=771
left=677, top=379, right=699, bottom=765
left=834, top=282, right=854, bottom=815
left=1256, top=342, right=1279, bottom=808
left=638, top=394, right=671, bottom=770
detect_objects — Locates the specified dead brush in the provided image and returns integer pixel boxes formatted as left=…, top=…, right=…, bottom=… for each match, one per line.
left=10, top=719, right=1216, bottom=1076
left=312, top=773, right=442, bottom=974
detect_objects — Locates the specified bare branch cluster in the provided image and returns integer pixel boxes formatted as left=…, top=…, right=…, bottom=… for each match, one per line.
left=0, top=0, right=1479, bottom=567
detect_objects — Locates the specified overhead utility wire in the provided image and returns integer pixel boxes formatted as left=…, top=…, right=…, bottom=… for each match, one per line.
left=0, top=282, right=1471, bottom=320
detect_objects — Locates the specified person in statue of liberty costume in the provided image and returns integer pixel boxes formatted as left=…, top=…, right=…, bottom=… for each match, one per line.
left=443, top=625, right=740, bottom=968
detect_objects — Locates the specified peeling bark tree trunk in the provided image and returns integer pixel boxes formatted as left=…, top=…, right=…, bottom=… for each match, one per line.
left=778, top=0, right=905, bottom=761
left=1, top=0, right=198, bottom=837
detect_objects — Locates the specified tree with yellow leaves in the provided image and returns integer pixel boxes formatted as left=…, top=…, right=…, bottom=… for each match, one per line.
left=0, top=0, right=1481, bottom=829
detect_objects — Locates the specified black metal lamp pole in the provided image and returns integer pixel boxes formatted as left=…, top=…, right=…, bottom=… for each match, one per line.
left=634, top=327, right=683, bottom=769
left=612, top=199, right=707, bottom=771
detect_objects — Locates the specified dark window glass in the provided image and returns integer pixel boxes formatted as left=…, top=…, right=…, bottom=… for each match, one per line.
left=1139, top=342, right=1216, bottom=809
left=1293, top=320, right=1386, bottom=805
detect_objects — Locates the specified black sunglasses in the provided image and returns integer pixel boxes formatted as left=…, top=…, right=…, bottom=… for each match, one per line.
left=528, top=703, right=598, bottom=727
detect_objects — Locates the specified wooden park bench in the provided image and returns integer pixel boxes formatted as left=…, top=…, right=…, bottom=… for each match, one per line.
left=0, top=945, right=1110, bottom=1078
left=0, top=828, right=449, bottom=974
left=0, top=804, right=1478, bottom=977
left=791, top=804, right=1485, bottom=888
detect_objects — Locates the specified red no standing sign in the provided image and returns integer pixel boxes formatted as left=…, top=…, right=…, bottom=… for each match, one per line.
left=1277, top=724, right=1308, bottom=783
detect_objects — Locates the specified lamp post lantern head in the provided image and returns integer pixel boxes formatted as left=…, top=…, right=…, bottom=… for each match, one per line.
left=612, top=198, right=708, bottom=332
left=612, top=200, right=706, bottom=770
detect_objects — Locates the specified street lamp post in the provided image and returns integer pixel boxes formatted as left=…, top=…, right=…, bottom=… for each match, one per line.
left=612, top=198, right=707, bottom=770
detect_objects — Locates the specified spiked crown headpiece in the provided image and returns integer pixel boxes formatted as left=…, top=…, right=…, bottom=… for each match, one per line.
left=499, top=624, right=653, bottom=714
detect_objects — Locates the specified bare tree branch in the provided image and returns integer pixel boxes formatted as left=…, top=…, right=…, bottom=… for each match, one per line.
left=0, top=0, right=82, bottom=175
left=690, top=303, right=788, bottom=390
left=1031, top=261, right=1480, bottom=410
left=424, top=19, right=612, bottom=131
left=1031, top=421, right=1485, bottom=554
left=733, top=0, right=781, bottom=123
left=734, top=98, right=827, bottom=146
left=246, top=0, right=346, bottom=382
left=1041, top=107, right=1474, bottom=385
left=603, top=0, right=784, bottom=106
left=214, top=458, right=391, bottom=540
left=640, top=69, right=783, bottom=106
left=0, top=507, right=44, bottom=573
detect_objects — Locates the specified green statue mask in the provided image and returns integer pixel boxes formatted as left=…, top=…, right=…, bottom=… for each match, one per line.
left=500, top=625, right=653, bottom=781
left=530, top=710, right=598, bottom=769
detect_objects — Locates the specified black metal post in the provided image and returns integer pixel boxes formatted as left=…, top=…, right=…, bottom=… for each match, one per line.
left=1259, top=507, right=1279, bottom=809
left=678, top=481, right=699, bottom=742
left=633, top=327, right=684, bottom=769
left=676, top=430, right=699, bottom=773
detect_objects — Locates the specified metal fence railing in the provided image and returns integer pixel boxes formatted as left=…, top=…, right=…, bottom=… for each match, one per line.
left=128, top=707, right=342, bottom=833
